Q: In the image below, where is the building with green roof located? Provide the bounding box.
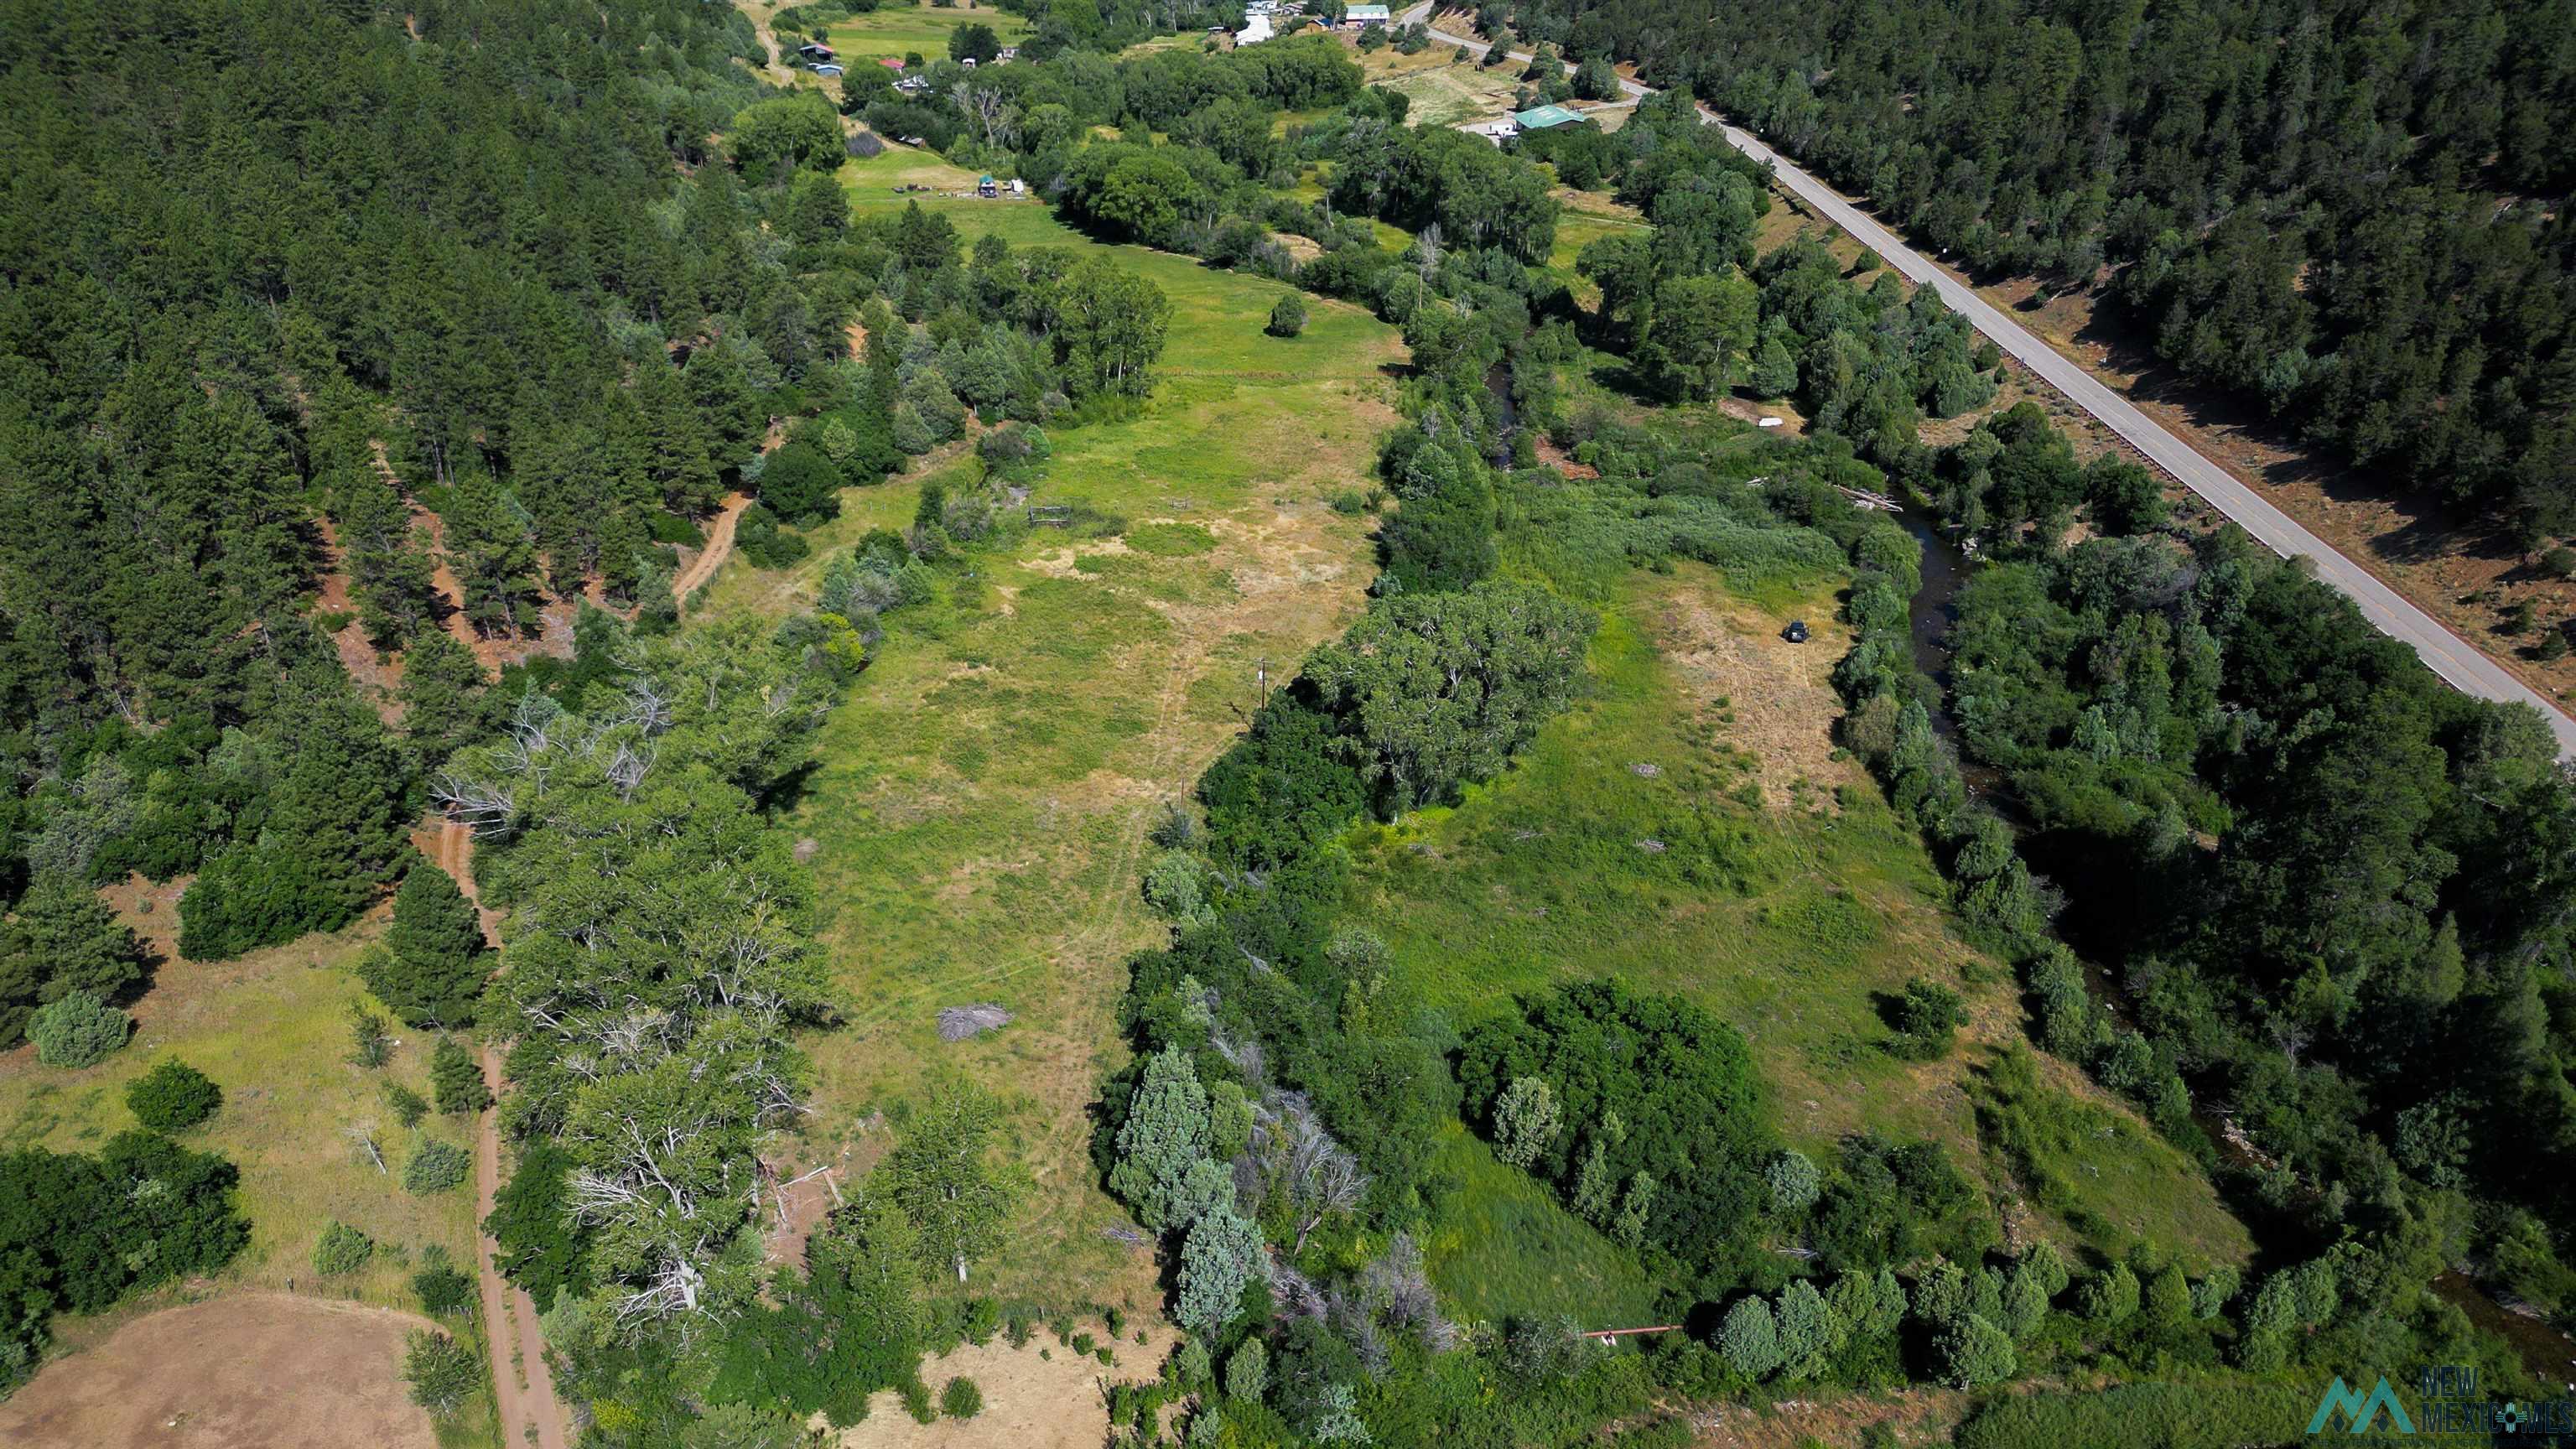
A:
[1512,104,1587,131]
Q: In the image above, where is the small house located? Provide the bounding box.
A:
[1344,3,1390,24]
[997,46,1020,60]
[797,42,836,59]
[878,56,904,69]
[978,174,998,197]
[1236,12,1274,43]
[1008,177,1026,195]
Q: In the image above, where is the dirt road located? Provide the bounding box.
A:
[436,823,570,1449]
[673,492,753,605]
[1401,3,2576,759]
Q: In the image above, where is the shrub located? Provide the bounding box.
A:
[314,1220,375,1276]
[941,1376,984,1419]
[430,1037,491,1115]
[405,1138,471,1195]
[127,1059,222,1130]
[1956,1384,2317,1449]
[412,1259,475,1315]
[385,1081,430,1129]
[30,990,128,1067]
[402,1330,481,1417]
[1267,293,1307,338]
[2543,546,2576,580]
[1889,976,1964,1059]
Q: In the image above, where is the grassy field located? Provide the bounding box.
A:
[814,0,1031,65]
[1343,564,2252,1272]
[0,882,484,1310]
[699,182,1405,1310]
[1356,45,1522,129]
[1423,1124,1660,1328]
[0,871,498,1444]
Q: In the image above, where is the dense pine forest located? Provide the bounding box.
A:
[1502,0,2576,541]
[0,0,831,973]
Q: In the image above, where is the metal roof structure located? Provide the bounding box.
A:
[1512,104,1587,130]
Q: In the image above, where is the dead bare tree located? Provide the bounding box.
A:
[345,1119,387,1175]
[1255,1091,1369,1252]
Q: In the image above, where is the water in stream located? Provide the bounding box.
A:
[1896,511,2012,807]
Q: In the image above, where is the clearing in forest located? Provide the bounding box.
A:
[698,195,1405,1308]
[0,894,482,1309]
[1343,564,2253,1291]
[0,866,496,1448]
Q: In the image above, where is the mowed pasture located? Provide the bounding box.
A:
[0,1294,449,1449]
[699,183,1405,1308]
[816,0,1031,65]
[1353,44,1522,130]
[1343,564,2252,1278]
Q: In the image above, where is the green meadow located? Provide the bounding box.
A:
[815,0,1031,65]
[1343,564,2252,1278]
[0,910,484,1310]
[700,171,1405,1307]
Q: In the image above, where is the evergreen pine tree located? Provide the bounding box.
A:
[362,865,488,1028]
[430,1036,491,1115]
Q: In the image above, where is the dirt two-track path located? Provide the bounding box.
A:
[436,821,571,1449]
[673,492,752,604]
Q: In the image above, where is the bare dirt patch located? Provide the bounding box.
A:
[818,1326,1179,1449]
[1642,580,1863,810]
[0,1292,439,1449]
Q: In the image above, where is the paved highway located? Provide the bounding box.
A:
[1400,4,2576,758]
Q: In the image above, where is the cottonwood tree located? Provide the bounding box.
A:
[1306,583,1595,814]
[564,1055,761,1322]
[801,1190,927,1405]
[886,1087,1011,1285]
[1491,1077,1561,1167]
[1055,257,1173,400]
